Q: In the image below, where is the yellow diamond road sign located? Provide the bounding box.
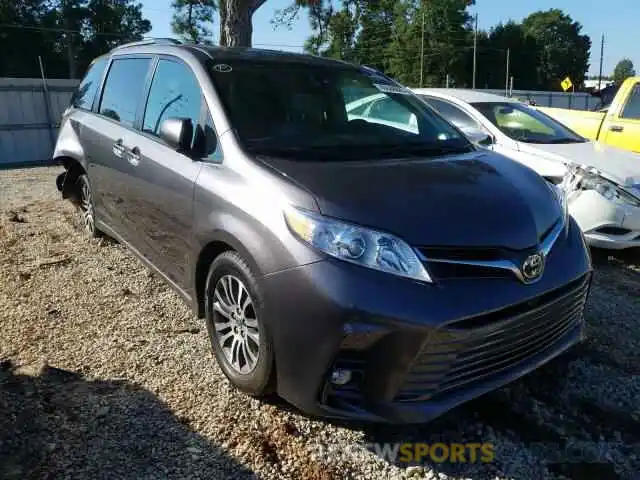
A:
[561,77,573,91]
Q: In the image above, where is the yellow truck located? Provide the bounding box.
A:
[537,77,640,154]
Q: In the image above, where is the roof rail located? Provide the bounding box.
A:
[112,37,183,51]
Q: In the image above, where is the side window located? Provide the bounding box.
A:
[368,98,413,125]
[423,97,483,132]
[99,57,151,127]
[621,84,640,119]
[72,58,107,110]
[142,59,202,147]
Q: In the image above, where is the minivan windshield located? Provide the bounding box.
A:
[208,60,472,161]
[471,102,587,144]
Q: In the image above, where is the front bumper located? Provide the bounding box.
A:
[570,190,640,250]
[261,218,592,423]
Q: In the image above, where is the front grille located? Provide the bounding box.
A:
[417,220,562,281]
[395,275,589,402]
[426,262,513,279]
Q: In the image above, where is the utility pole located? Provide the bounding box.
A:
[420,9,425,88]
[472,13,478,89]
[598,34,605,91]
[505,48,510,96]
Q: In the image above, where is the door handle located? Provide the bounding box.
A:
[128,146,141,167]
[610,125,624,133]
[112,139,126,157]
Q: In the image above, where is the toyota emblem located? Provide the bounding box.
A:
[521,252,545,282]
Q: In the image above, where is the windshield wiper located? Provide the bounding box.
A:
[544,138,586,144]
[366,142,472,158]
[250,142,472,161]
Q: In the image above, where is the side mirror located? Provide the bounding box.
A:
[465,129,495,146]
[159,118,193,152]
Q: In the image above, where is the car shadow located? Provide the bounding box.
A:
[0,360,255,479]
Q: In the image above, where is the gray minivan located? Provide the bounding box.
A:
[54,39,592,423]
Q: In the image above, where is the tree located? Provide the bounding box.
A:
[299,0,475,88]
[522,9,591,90]
[219,0,268,46]
[470,21,539,90]
[171,0,216,43]
[613,58,635,85]
[0,0,151,78]
[0,0,60,77]
[77,0,151,74]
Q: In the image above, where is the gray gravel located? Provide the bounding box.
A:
[1,166,639,479]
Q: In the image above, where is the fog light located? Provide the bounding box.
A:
[330,368,352,386]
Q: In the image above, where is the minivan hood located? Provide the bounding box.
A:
[518,141,640,189]
[260,151,561,250]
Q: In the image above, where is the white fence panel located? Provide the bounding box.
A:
[0,78,79,167]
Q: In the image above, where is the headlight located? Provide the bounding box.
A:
[284,206,432,282]
[563,165,640,208]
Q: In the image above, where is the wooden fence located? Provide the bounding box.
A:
[0,77,78,168]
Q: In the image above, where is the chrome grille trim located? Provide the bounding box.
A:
[415,217,565,283]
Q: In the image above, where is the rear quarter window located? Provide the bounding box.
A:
[71,58,107,111]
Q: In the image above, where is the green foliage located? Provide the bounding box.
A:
[301,1,592,91]
[613,58,635,86]
[521,9,591,90]
[171,0,216,44]
[472,22,539,90]
[0,0,151,78]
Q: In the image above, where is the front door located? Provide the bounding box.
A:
[601,81,640,154]
[121,57,207,289]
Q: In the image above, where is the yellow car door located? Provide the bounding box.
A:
[600,80,640,154]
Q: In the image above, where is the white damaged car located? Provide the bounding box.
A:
[364,88,640,250]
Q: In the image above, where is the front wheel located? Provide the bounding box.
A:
[204,251,275,396]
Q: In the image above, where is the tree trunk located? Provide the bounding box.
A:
[219,0,267,47]
[219,0,252,47]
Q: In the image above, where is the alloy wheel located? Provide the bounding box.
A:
[212,274,260,374]
[79,179,95,235]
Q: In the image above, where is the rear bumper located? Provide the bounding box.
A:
[261,218,592,423]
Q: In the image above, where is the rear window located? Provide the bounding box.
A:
[71,58,107,110]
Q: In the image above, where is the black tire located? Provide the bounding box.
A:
[76,174,101,238]
[204,251,275,396]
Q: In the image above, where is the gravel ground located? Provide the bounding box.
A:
[1,166,639,480]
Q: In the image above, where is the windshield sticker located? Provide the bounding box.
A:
[212,63,232,73]
[373,83,412,95]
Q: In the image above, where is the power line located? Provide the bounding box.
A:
[0,23,132,37]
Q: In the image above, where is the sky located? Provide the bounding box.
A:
[142,0,640,76]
